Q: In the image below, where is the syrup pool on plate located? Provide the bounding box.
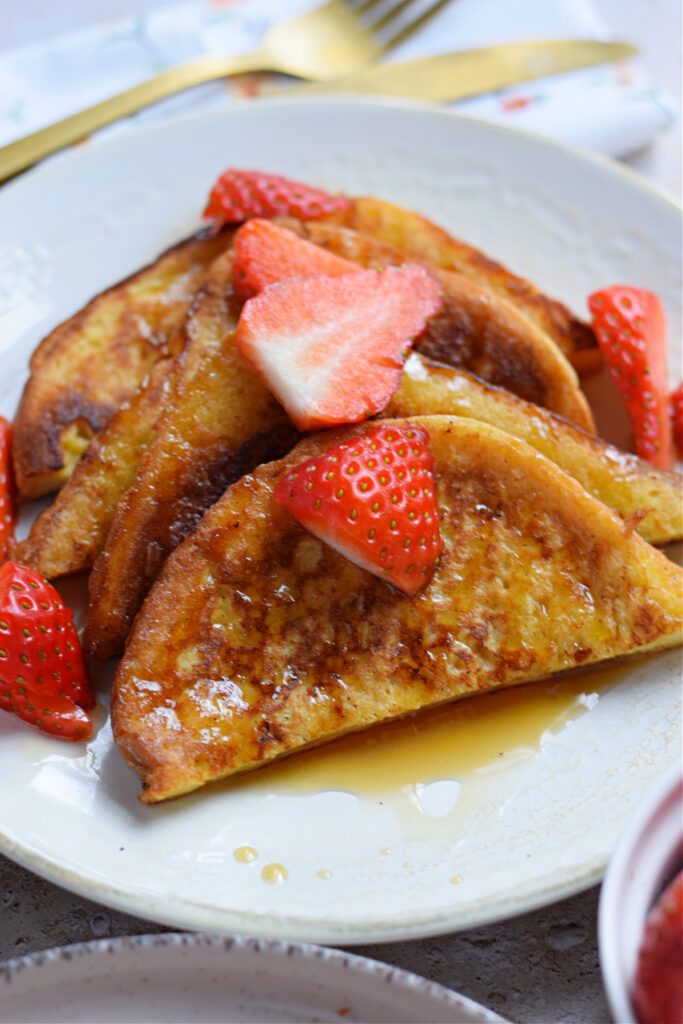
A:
[230,662,627,830]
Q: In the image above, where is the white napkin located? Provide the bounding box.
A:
[0,0,675,160]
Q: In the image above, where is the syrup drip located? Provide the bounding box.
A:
[261,863,288,884]
[251,663,625,798]
[234,846,258,863]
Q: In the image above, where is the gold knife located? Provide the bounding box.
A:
[0,40,635,185]
[274,39,636,102]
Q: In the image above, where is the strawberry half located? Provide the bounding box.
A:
[671,381,683,460]
[633,869,683,1024]
[0,562,94,741]
[274,423,443,597]
[0,417,14,563]
[233,219,356,302]
[203,169,350,226]
[236,265,442,431]
[588,286,672,468]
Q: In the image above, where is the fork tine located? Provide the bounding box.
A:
[361,0,418,33]
[352,0,391,16]
[375,0,453,52]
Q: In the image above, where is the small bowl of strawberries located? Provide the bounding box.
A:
[599,763,683,1023]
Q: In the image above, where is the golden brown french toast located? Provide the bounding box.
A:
[12,227,233,501]
[11,357,175,577]
[13,200,593,505]
[293,219,595,432]
[112,415,683,804]
[337,197,599,370]
[15,344,680,584]
[12,192,596,504]
[386,355,683,546]
[84,242,593,659]
[83,249,299,661]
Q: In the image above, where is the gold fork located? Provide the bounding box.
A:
[0,0,451,184]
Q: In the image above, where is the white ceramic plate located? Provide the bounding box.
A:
[0,98,681,944]
[0,932,506,1023]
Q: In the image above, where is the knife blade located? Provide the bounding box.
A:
[268,39,637,103]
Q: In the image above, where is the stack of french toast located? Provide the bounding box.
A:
[9,178,683,804]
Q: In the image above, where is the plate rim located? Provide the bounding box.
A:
[0,821,609,944]
[0,931,507,1023]
[2,94,681,214]
[0,94,680,945]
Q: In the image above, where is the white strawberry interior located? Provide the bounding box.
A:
[303,515,394,586]
[237,266,440,429]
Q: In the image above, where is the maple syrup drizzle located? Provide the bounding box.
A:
[247,663,626,799]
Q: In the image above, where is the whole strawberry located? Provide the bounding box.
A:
[633,869,683,1024]
[0,416,15,563]
[203,168,350,226]
[0,561,94,741]
[274,423,443,597]
[588,286,672,468]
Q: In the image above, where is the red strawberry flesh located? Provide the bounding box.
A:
[233,218,356,301]
[236,264,442,431]
[274,423,443,597]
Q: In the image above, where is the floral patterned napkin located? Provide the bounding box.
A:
[0,0,674,160]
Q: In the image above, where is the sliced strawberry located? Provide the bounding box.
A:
[588,287,672,468]
[0,562,94,741]
[633,869,683,1024]
[233,219,356,302]
[203,168,350,226]
[0,417,15,563]
[274,423,443,597]
[671,381,683,460]
[236,265,442,431]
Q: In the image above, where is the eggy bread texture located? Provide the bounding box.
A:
[11,358,174,577]
[12,227,233,501]
[112,416,683,804]
[83,249,299,661]
[15,348,681,585]
[13,192,594,502]
[84,227,590,658]
[337,197,599,370]
[293,220,595,432]
[386,355,683,546]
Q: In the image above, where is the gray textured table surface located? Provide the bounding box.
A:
[0,2,679,1022]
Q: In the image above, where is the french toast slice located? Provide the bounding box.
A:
[11,357,175,577]
[14,347,680,583]
[12,227,234,501]
[386,355,683,546]
[83,249,299,661]
[12,192,595,502]
[337,197,599,370]
[112,415,683,804]
[292,219,595,432]
[84,224,592,658]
